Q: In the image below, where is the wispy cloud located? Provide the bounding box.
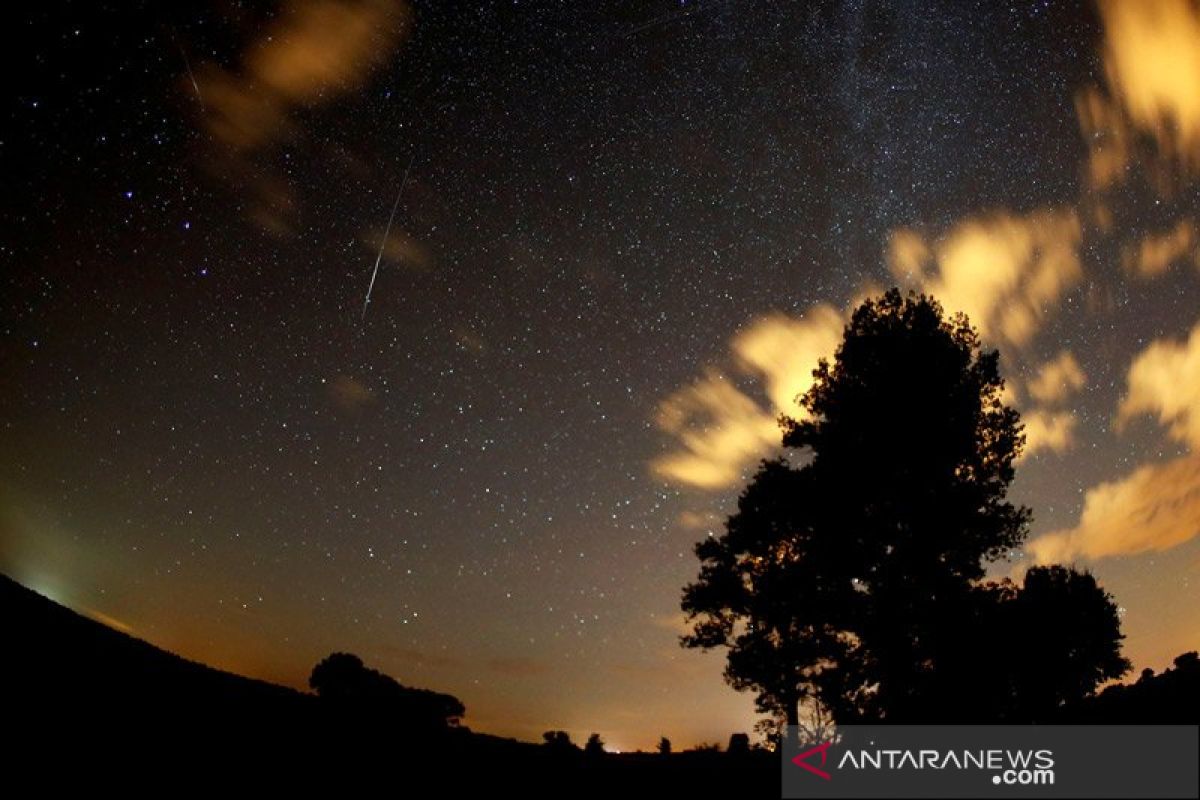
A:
[886,208,1083,349]
[1097,0,1200,171]
[1021,409,1079,459]
[1028,453,1200,563]
[1124,220,1197,278]
[1119,318,1200,449]
[651,307,844,489]
[1029,316,1200,561]
[199,0,411,152]
[328,374,376,412]
[1028,351,1087,405]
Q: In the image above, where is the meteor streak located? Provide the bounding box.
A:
[361,157,414,322]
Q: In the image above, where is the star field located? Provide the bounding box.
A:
[3,0,1199,749]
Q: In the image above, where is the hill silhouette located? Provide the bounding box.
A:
[3,573,309,714]
[2,573,776,794]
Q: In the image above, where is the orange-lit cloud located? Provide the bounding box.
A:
[1125,220,1197,277]
[731,310,845,416]
[200,0,411,151]
[651,307,844,489]
[885,228,930,282]
[1118,318,1200,448]
[1097,0,1200,170]
[1021,409,1078,459]
[328,374,376,411]
[1030,317,1200,561]
[1014,352,1085,459]
[1075,86,1132,190]
[1028,351,1087,405]
[362,227,434,272]
[676,509,720,531]
[886,208,1083,349]
[1028,453,1200,563]
[651,369,781,489]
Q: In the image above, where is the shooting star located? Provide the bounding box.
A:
[361,157,415,322]
[170,27,205,111]
[623,0,728,38]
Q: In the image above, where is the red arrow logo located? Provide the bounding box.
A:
[791,740,833,780]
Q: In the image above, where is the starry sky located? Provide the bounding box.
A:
[3,0,1200,750]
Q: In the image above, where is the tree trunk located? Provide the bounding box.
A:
[785,695,800,754]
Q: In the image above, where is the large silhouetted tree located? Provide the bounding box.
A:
[682,289,1128,727]
[309,652,465,728]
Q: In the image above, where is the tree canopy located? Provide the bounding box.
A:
[681,289,1128,727]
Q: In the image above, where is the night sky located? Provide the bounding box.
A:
[3,0,1199,750]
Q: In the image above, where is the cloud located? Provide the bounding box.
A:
[328,374,376,411]
[885,228,931,282]
[1075,86,1133,190]
[1118,318,1200,448]
[676,509,720,531]
[1124,220,1197,277]
[1032,317,1200,561]
[1028,351,1087,405]
[200,0,411,151]
[886,209,1083,349]
[651,307,844,489]
[1027,453,1200,563]
[362,227,434,273]
[649,612,694,636]
[651,369,781,489]
[1020,409,1078,459]
[731,310,846,417]
[1097,0,1200,170]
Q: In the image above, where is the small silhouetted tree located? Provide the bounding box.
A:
[727,733,750,756]
[657,736,672,756]
[682,289,1128,726]
[584,733,606,756]
[309,652,373,700]
[1005,566,1129,718]
[542,730,576,753]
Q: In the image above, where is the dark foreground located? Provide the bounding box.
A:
[5,573,1196,794]
[2,574,777,794]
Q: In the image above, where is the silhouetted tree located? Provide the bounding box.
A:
[1004,566,1130,718]
[309,652,372,700]
[657,736,672,756]
[309,652,464,728]
[584,732,606,756]
[681,289,1128,726]
[542,730,576,753]
[727,733,750,756]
